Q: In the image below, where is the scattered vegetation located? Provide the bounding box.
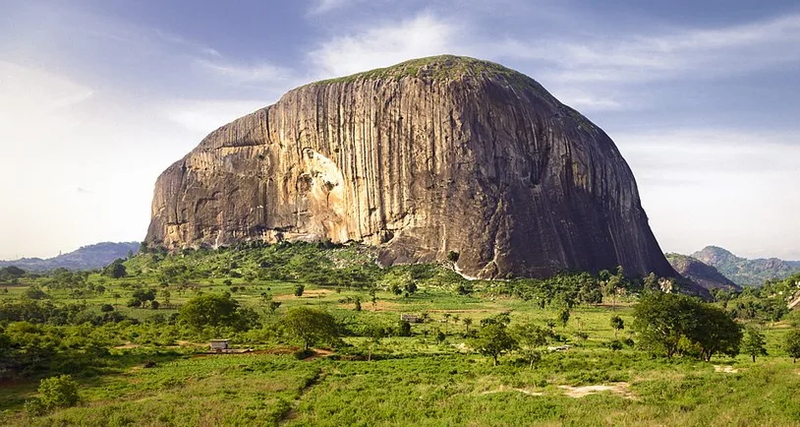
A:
[1,242,799,425]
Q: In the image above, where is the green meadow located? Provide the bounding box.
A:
[2,243,799,426]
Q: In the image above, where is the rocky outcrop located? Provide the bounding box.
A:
[665,253,740,291]
[692,246,800,286]
[146,55,676,279]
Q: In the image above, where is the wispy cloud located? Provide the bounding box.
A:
[307,0,366,15]
[308,12,467,78]
[194,58,291,85]
[497,13,800,85]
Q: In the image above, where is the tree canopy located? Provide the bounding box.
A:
[633,292,741,360]
[282,307,339,350]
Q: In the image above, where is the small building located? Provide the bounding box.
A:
[401,314,423,323]
[210,339,229,353]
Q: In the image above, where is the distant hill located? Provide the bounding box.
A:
[691,246,800,287]
[0,242,139,272]
[665,253,740,291]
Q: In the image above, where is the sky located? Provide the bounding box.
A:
[1,0,799,261]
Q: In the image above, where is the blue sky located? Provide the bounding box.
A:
[1,0,799,261]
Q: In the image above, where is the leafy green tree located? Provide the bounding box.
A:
[558,309,570,327]
[25,285,48,300]
[397,320,412,337]
[462,317,473,336]
[689,304,742,361]
[512,321,550,369]
[741,327,767,362]
[474,314,518,365]
[404,282,418,295]
[102,259,127,279]
[179,293,255,330]
[293,284,305,297]
[282,307,339,350]
[783,329,800,363]
[610,315,624,339]
[633,292,705,358]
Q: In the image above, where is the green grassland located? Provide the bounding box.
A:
[1,242,799,426]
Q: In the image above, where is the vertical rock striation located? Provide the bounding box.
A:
[146,55,676,279]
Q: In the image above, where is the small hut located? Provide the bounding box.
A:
[210,339,230,353]
[401,314,422,323]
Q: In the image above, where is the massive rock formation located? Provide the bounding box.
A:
[146,55,676,279]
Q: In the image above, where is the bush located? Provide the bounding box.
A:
[38,375,79,410]
[294,284,305,297]
[100,304,114,313]
[397,320,412,337]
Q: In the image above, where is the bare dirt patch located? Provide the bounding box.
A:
[304,348,335,361]
[558,383,636,399]
[113,342,141,349]
[339,300,400,312]
[714,365,740,373]
[275,289,333,301]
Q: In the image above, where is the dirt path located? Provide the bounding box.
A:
[278,368,326,425]
[558,383,636,399]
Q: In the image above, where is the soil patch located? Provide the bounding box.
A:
[714,365,740,373]
[339,300,400,312]
[558,383,635,399]
[276,289,333,301]
[113,342,141,349]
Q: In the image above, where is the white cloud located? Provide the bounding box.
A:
[308,13,468,78]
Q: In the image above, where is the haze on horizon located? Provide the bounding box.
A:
[1,0,799,262]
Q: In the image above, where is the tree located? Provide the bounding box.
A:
[463,317,473,336]
[783,329,800,363]
[283,307,339,350]
[25,285,48,300]
[610,315,624,339]
[404,282,418,295]
[633,292,738,359]
[102,259,127,279]
[179,293,255,330]
[293,284,305,297]
[741,327,767,363]
[558,309,570,327]
[160,289,171,306]
[397,320,412,337]
[474,314,518,365]
[513,321,550,369]
[689,304,742,361]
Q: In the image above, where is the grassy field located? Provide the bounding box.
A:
[1,245,799,426]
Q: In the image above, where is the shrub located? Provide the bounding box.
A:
[294,284,305,297]
[100,304,114,312]
[38,375,79,410]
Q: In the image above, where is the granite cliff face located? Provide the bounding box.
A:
[146,55,676,279]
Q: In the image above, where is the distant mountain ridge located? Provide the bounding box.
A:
[691,246,800,286]
[665,253,741,291]
[0,242,139,272]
